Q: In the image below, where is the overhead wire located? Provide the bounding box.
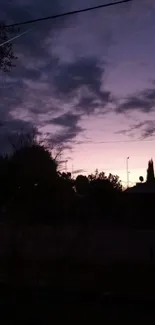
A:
[74,138,155,145]
[0,0,132,46]
[98,138,155,144]
[4,0,132,28]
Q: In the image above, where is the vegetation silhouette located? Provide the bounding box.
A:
[0,22,18,72]
[0,130,155,296]
[0,130,155,232]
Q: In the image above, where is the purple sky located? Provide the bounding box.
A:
[1,0,155,186]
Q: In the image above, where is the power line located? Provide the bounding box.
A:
[99,138,155,144]
[103,167,147,171]
[5,0,132,28]
[74,138,155,146]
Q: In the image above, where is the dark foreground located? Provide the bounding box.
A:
[1,284,155,323]
[1,259,155,323]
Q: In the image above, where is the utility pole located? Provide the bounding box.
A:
[126,156,129,188]
[65,160,68,172]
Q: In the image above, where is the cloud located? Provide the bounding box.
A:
[72,169,86,175]
[0,1,74,123]
[116,120,155,139]
[75,96,99,114]
[115,129,129,136]
[53,57,113,114]
[0,0,134,153]
[0,53,112,149]
[1,0,66,27]
[0,118,34,154]
[47,126,83,146]
[54,57,104,96]
[51,112,81,128]
[49,112,84,145]
[75,90,112,115]
[140,121,155,138]
[116,87,155,114]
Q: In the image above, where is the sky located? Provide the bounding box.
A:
[1,0,155,186]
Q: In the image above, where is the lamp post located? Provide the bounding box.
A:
[126,156,129,188]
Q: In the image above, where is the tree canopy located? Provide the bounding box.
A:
[0,22,18,72]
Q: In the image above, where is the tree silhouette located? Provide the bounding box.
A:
[107,173,122,192]
[75,175,89,196]
[88,170,122,191]
[2,130,155,285]
[10,144,57,187]
[0,22,18,72]
[88,170,122,220]
[60,172,72,181]
[146,159,155,183]
[13,145,58,221]
[8,128,38,152]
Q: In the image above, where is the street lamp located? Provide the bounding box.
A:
[126,157,129,188]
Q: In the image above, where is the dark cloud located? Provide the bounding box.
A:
[116,88,155,114]
[75,92,112,115]
[52,57,113,115]
[1,0,67,27]
[115,129,129,135]
[49,112,84,145]
[54,57,103,95]
[1,119,33,132]
[0,118,34,154]
[117,97,153,113]
[0,26,112,140]
[51,112,81,128]
[116,120,155,139]
[0,1,72,120]
[115,121,147,135]
[141,122,155,138]
[0,74,58,122]
[75,140,93,145]
[1,1,66,67]
[72,169,86,175]
[75,96,99,114]
[54,125,83,144]
[0,1,113,153]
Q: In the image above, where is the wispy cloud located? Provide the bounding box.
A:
[116,120,155,139]
[49,112,84,145]
[72,169,86,175]
[116,87,155,114]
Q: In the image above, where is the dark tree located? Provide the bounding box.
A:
[3,141,59,225]
[0,22,18,72]
[88,170,122,192]
[8,128,38,152]
[10,144,57,187]
[88,170,122,220]
[146,159,155,183]
[75,175,89,196]
[60,172,72,181]
[107,173,122,192]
